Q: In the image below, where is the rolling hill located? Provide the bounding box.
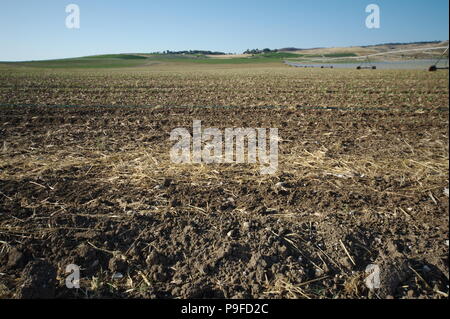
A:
[0,41,447,69]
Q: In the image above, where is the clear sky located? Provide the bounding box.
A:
[0,0,448,61]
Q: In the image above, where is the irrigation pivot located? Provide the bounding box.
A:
[428,47,449,71]
[285,45,449,71]
[356,56,377,70]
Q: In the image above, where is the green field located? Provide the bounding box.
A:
[0,52,314,69]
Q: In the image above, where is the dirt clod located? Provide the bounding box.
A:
[108,257,128,273]
[7,248,26,269]
[16,260,56,299]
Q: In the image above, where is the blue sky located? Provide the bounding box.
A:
[0,0,448,61]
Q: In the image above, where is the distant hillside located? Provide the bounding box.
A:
[361,40,443,47]
[277,41,449,59]
[278,41,446,52]
[1,40,447,69]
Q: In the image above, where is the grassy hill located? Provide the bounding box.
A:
[1,41,447,69]
[0,52,307,69]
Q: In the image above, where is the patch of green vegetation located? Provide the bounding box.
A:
[1,58,148,69]
[323,53,358,58]
[185,57,278,64]
[183,52,304,64]
[86,54,147,60]
[286,53,358,58]
[149,54,206,60]
[258,52,304,58]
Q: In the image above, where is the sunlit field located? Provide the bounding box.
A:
[0,60,448,299]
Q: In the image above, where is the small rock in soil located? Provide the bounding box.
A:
[112,272,124,280]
